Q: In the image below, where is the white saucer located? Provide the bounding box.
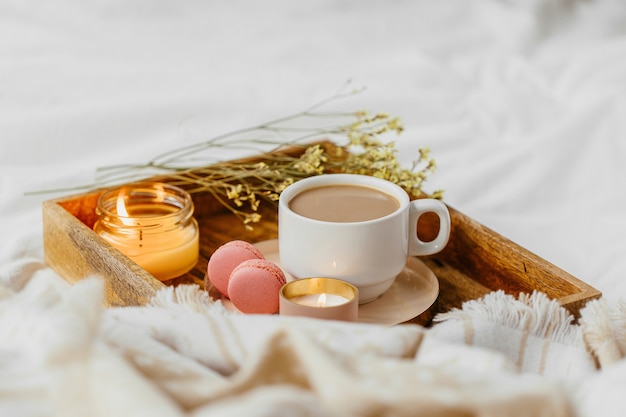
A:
[207,239,439,325]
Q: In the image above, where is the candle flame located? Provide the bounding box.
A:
[116,187,130,217]
[317,293,327,307]
[116,187,135,226]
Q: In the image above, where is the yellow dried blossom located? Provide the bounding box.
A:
[387,117,404,134]
[249,193,260,211]
[293,144,328,175]
[275,178,295,193]
[226,184,243,200]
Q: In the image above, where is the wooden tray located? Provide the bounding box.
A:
[42,143,601,324]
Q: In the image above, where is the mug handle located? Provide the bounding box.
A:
[408,199,451,256]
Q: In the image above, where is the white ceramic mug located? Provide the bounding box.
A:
[278,174,451,303]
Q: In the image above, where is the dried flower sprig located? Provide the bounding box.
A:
[340,110,440,199]
[31,85,442,229]
[153,110,441,229]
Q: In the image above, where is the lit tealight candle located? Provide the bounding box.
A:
[94,182,199,281]
[289,292,350,307]
[279,277,359,321]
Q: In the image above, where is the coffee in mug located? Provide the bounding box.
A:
[278,174,451,303]
[287,184,400,222]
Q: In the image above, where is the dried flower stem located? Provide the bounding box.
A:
[30,85,441,229]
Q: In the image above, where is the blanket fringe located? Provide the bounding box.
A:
[579,298,626,366]
[148,284,232,315]
[434,290,582,346]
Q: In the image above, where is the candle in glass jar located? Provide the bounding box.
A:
[279,277,359,321]
[94,182,199,281]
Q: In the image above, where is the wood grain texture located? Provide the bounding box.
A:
[44,193,165,307]
[418,206,601,317]
[42,142,601,320]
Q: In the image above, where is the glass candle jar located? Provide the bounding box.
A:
[94,182,199,281]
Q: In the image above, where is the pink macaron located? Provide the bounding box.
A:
[228,258,286,314]
[206,240,265,297]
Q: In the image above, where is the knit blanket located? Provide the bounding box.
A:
[1,265,623,417]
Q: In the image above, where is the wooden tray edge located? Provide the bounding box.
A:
[43,198,165,307]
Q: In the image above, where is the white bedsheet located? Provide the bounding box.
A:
[1,0,626,413]
[2,0,625,302]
